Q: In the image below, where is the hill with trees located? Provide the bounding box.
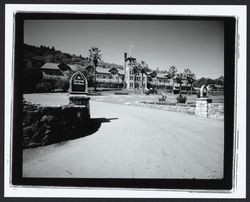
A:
[23,44,123,93]
[193,76,224,88]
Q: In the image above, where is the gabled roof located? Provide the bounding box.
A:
[95,66,124,75]
[96,67,110,74]
[67,64,78,71]
[42,69,64,76]
[41,62,81,72]
[157,73,168,79]
[41,62,60,70]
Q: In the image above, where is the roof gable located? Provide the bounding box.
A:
[41,62,59,70]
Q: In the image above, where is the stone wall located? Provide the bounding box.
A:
[23,100,90,148]
[208,103,224,120]
[139,100,224,120]
[195,98,211,118]
[195,98,224,120]
[138,101,196,115]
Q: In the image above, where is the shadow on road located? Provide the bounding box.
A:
[92,117,118,123]
[51,117,118,146]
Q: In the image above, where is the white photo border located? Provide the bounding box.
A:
[4,4,246,198]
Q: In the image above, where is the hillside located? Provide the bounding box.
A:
[24,44,124,70]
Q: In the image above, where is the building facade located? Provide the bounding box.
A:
[41,61,194,93]
[123,53,148,90]
[41,62,68,80]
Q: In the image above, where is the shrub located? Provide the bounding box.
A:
[176,93,187,103]
[69,96,90,101]
[146,88,158,95]
[36,82,53,93]
[196,90,200,98]
[54,78,69,92]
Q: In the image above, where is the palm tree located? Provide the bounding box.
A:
[183,68,196,94]
[188,74,196,94]
[88,47,102,92]
[150,70,157,78]
[175,73,184,94]
[183,68,191,93]
[139,60,149,93]
[109,67,119,88]
[148,70,157,89]
[167,65,178,94]
[131,61,140,92]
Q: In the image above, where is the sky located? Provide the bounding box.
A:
[24,20,224,79]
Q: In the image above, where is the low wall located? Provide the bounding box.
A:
[23,100,90,148]
[208,103,224,120]
[195,98,211,118]
[138,101,196,115]
[139,101,224,120]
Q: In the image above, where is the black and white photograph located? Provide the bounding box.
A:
[20,17,227,179]
[5,4,246,197]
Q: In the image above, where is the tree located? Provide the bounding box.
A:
[23,58,44,92]
[147,70,157,89]
[150,71,157,78]
[109,67,119,88]
[175,73,184,94]
[193,77,206,88]
[167,65,178,94]
[131,61,140,92]
[215,76,224,86]
[183,68,196,94]
[139,60,149,93]
[88,47,102,92]
[187,73,196,94]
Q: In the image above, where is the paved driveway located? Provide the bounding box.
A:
[23,94,224,179]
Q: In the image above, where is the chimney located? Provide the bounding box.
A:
[124,52,127,61]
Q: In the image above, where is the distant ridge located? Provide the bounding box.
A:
[24,43,124,70]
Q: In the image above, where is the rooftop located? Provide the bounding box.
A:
[96,66,124,75]
[156,73,168,79]
[41,62,60,70]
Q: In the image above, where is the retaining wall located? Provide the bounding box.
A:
[208,103,224,120]
[138,101,196,115]
[139,101,224,120]
[23,101,90,148]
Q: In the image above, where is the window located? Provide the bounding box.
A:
[103,76,105,79]
[110,76,112,79]
[130,83,133,88]
[130,76,133,80]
